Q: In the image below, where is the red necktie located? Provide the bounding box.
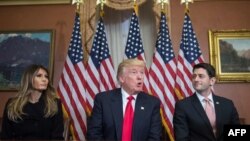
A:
[122,96,134,141]
[204,98,216,135]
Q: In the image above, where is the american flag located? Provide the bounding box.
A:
[149,12,177,141]
[57,13,87,140]
[175,13,204,98]
[85,17,117,110]
[125,11,150,93]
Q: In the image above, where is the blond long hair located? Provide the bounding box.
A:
[7,65,59,121]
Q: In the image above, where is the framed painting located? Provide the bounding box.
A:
[0,30,54,90]
[209,30,250,83]
[0,0,71,6]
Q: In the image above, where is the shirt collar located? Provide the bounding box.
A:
[196,92,214,103]
[121,88,138,100]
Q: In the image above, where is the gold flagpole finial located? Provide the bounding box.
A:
[132,0,138,15]
[180,0,193,13]
[72,0,84,12]
[155,0,169,12]
[96,0,106,17]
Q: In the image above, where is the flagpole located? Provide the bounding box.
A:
[155,0,171,37]
[185,1,189,13]
[72,0,84,13]
[155,0,169,13]
[180,0,193,13]
[58,1,87,140]
[160,1,165,13]
[132,0,138,15]
[176,0,204,99]
[97,0,106,18]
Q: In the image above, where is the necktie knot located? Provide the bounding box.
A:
[127,96,134,101]
[203,97,211,103]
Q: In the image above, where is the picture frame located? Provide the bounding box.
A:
[209,30,250,83]
[0,0,71,6]
[0,30,54,91]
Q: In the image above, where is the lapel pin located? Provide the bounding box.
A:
[141,107,144,110]
[216,101,219,104]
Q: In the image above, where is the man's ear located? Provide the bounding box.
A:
[210,77,216,86]
[118,75,125,83]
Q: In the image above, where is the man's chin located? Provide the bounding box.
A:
[135,88,143,92]
[195,89,204,94]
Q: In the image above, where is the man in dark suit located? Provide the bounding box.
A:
[87,58,162,141]
[173,63,240,141]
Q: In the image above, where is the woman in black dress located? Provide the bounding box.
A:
[1,64,64,140]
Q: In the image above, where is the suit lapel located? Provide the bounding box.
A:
[110,89,123,140]
[191,94,215,135]
[132,93,146,140]
[213,95,222,136]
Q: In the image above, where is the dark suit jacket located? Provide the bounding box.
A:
[87,88,162,141]
[173,93,240,141]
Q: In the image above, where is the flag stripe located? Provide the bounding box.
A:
[85,64,99,108]
[58,62,87,140]
[57,13,87,140]
[175,13,204,98]
[59,77,84,139]
[85,17,117,112]
[99,58,116,91]
[149,12,176,141]
[58,84,81,140]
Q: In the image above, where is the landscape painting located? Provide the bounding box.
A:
[0,30,54,90]
[209,30,250,82]
[219,39,250,73]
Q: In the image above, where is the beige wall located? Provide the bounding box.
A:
[0,1,250,124]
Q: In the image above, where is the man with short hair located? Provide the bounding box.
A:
[173,63,240,141]
[87,58,162,141]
